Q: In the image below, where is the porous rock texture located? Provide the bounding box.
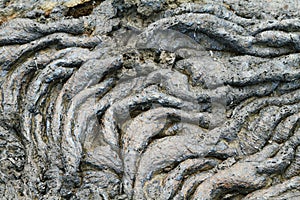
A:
[1,0,300,199]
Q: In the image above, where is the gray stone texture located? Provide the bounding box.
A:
[1,0,300,199]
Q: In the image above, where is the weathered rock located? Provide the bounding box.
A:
[1,0,300,199]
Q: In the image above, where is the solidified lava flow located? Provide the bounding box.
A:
[1,0,300,199]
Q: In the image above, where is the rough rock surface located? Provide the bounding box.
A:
[1,0,300,199]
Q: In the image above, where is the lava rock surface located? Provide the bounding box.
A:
[1,0,300,199]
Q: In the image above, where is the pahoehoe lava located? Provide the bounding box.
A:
[1,0,300,199]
